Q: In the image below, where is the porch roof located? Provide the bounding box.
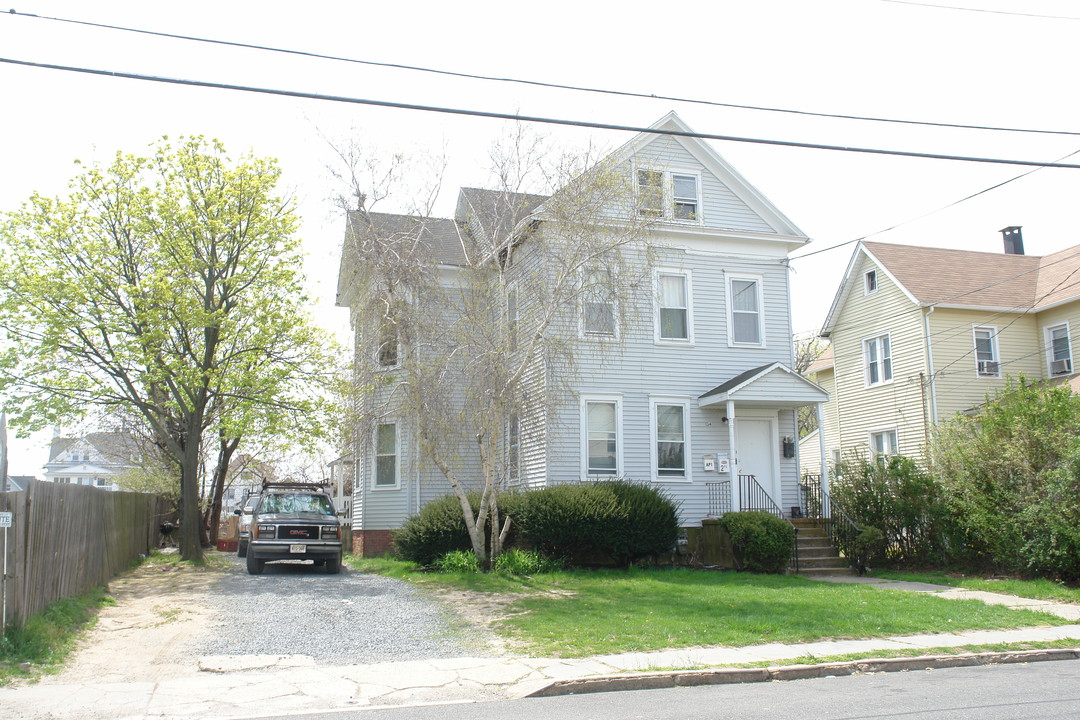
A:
[698,362,829,408]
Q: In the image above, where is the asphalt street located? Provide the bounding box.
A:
[250,659,1080,720]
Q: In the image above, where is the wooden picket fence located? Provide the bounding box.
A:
[0,481,169,630]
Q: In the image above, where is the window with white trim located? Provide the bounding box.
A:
[582,268,616,337]
[727,275,764,346]
[583,397,620,477]
[1046,323,1072,376]
[864,270,878,295]
[507,414,520,479]
[656,269,692,342]
[636,168,701,221]
[870,429,898,459]
[973,326,1000,377]
[376,322,399,368]
[863,334,892,386]
[374,423,399,487]
[653,401,688,479]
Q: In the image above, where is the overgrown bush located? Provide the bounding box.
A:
[851,525,887,572]
[719,511,795,574]
[514,480,680,566]
[830,454,955,566]
[935,378,1080,581]
[393,493,475,566]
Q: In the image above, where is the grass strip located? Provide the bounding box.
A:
[348,558,1070,658]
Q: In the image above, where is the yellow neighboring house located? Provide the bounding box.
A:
[807,228,1080,470]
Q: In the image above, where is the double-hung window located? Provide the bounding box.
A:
[973,326,1000,377]
[653,400,689,480]
[583,396,621,477]
[870,429,898,459]
[376,322,399,368]
[864,334,892,386]
[657,269,692,342]
[582,268,616,337]
[636,168,701,221]
[374,423,399,487]
[864,270,878,295]
[727,274,764,346]
[1046,323,1072,375]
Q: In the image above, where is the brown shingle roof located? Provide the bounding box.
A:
[863,241,1080,310]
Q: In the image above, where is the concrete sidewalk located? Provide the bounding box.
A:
[3,576,1079,720]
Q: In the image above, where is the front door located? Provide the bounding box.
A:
[734,418,778,510]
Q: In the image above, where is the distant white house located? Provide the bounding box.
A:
[42,432,139,491]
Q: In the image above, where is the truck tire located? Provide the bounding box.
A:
[325,554,341,574]
[246,551,264,575]
[237,540,248,558]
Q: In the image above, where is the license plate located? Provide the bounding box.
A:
[289,544,306,554]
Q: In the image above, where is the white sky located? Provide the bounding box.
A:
[3,0,1079,475]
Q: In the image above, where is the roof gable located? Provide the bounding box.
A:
[699,362,828,407]
[612,112,807,241]
[821,240,1080,336]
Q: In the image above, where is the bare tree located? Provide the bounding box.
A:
[336,129,656,568]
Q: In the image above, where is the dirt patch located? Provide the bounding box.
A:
[431,586,575,657]
[36,554,226,686]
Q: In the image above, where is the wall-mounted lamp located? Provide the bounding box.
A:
[721,416,728,423]
[782,436,796,458]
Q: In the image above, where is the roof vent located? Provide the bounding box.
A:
[1000,226,1024,255]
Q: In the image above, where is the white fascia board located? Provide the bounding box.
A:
[930,303,1035,313]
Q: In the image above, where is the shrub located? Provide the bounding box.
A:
[851,525,887,573]
[393,493,475,566]
[935,378,1080,580]
[831,454,955,566]
[514,480,680,566]
[493,548,562,575]
[434,549,480,573]
[719,511,795,574]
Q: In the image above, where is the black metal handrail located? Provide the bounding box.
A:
[800,474,862,571]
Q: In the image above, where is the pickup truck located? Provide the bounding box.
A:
[245,482,342,575]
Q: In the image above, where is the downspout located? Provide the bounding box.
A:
[923,306,939,440]
[726,399,738,513]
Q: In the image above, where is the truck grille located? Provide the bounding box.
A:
[277,525,318,540]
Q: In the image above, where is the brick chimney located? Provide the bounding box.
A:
[1001,226,1024,255]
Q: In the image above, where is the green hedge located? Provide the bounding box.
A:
[393,480,679,568]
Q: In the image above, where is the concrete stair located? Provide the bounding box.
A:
[790,518,854,577]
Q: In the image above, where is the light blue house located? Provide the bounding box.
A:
[337,113,829,556]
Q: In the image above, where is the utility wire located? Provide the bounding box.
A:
[6,56,1080,172]
[880,0,1080,21]
[788,146,1080,261]
[6,9,1080,139]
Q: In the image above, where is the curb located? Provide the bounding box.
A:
[524,648,1080,698]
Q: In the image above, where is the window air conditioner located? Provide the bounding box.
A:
[977,360,999,376]
[1051,358,1073,375]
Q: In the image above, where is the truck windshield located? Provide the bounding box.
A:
[259,494,335,516]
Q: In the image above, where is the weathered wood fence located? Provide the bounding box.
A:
[0,481,169,629]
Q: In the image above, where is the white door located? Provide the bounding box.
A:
[734,418,779,509]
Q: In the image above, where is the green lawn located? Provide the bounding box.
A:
[872,570,1080,605]
[348,558,1070,658]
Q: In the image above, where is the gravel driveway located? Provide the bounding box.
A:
[195,555,496,665]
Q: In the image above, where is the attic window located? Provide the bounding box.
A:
[864,270,878,295]
[636,169,700,221]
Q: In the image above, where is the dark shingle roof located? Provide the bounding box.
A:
[455,188,547,249]
[347,211,467,266]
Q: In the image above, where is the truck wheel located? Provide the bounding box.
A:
[246,551,264,575]
[325,554,341,574]
[237,540,248,558]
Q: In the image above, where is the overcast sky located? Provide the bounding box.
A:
[3,0,1079,475]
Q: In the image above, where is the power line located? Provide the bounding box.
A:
[6,9,1080,140]
[6,56,1080,172]
[880,0,1080,21]
[788,146,1080,261]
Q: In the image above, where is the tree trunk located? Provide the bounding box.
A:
[208,435,240,545]
[178,416,205,562]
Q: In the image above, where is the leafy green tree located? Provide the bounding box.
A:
[934,377,1080,579]
[0,138,340,560]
